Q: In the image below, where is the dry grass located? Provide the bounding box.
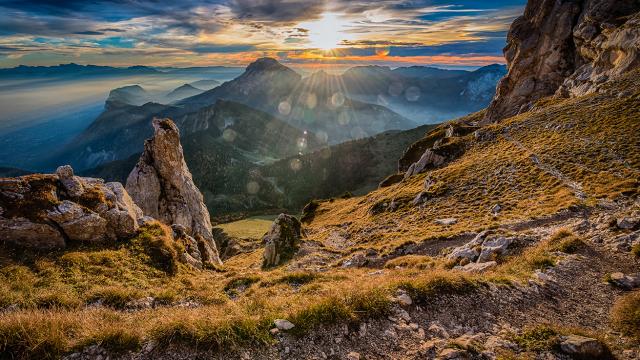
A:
[611,291,640,339]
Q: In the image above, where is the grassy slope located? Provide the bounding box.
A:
[304,73,640,254]
[0,72,639,359]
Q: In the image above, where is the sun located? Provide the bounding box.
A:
[299,13,352,51]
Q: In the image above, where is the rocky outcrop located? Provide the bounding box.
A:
[448,231,515,270]
[126,118,222,266]
[0,166,142,249]
[262,214,303,268]
[484,0,640,122]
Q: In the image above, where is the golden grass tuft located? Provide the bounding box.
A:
[611,291,640,339]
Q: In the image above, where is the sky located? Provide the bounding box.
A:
[0,0,526,69]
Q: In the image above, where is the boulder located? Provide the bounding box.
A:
[608,272,640,290]
[457,261,498,273]
[0,171,143,249]
[404,149,446,178]
[273,319,295,331]
[477,236,512,263]
[0,217,65,249]
[47,200,108,242]
[262,214,303,268]
[559,335,606,358]
[126,118,221,266]
[448,231,514,265]
[617,217,640,230]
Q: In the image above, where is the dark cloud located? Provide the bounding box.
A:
[75,31,104,35]
[230,0,325,23]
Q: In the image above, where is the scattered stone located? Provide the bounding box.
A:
[428,323,450,338]
[617,217,640,230]
[262,214,303,268]
[457,261,497,273]
[435,218,458,226]
[273,319,295,331]
[346,351,360,360]
[477,236,512,263]
[608,272,640,290]
[560,335,605,358]
[395,293,413,306]
[491,204,502,216]
[437,348,468,359]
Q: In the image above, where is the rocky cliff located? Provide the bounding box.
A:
[485,0,640,122]
[126,118,222,266]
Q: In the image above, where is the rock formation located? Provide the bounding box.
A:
[0,165,142,249]
[126,118,222,266]
[262,214,303,268]
[484,0,640,122]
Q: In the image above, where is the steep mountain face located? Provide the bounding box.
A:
[485,0,640,122]
[179,58,302,112]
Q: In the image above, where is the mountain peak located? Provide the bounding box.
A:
[245,57,288,73]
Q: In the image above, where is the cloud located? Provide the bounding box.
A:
[230,0,326,24]
[0,0,527,68]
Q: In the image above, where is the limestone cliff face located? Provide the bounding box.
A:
[126,118,222,266]
[484,0,640,123]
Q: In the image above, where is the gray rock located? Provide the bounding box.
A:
[56,165,84,198]
[457,261,497,273]
[608,272,640,290]
[126,118,221,265]
[435,218,458,226]
[47,201,108,242]
[0,171,142,249]
[262,214,303,268]
[617,217,639,230]
[405,149,446,178]
[560,335,605,358]
[477,236,512,263]
[273,319,295,330]
[0,217,65,249]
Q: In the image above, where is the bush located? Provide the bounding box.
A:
[131,223,179,275]
[511,325,559,351]
[611,291,640,338]
[548,229,584,254]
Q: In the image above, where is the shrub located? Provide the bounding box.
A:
[632,244,640,258]
[548,229,584,254]
[511,325,559,352]
[131,223,179,275]
[611,291,640,338]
